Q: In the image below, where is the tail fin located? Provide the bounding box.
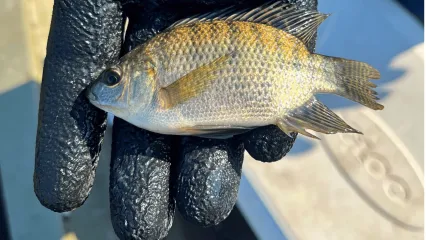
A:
[324,56,384,110]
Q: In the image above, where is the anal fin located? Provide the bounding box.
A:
[277,97,362,140]
[277,118,320,140]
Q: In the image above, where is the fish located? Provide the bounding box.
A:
[86,0,384,140]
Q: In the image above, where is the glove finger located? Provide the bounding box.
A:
[110,118,175,240]
[34,0,123,211]
[109,5,178,239]
[175,137,244,227]
[244,0,319,162]
[244,125,298,162]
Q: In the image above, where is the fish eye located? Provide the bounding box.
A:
[102,68,121,87]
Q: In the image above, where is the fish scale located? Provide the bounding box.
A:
[150,22,304,126]
[87,1,383,139]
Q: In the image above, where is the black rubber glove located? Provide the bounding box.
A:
[34,0,318,239]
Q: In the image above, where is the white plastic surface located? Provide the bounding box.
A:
[241,0,424,239]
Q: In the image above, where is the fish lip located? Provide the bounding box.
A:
[85,87,98,102]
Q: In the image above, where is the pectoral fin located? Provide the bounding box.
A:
[158,53,234,109]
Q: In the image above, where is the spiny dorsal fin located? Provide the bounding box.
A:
[158,53,234,109]
[277,97,362,140]
[168,0,330,47]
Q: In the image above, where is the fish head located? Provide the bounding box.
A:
[86,65,129,117]
[86,55,157,119]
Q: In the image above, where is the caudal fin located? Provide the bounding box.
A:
[276,56,383,140]
[325,56,384,110]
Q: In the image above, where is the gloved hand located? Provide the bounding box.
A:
[34,0,318,239]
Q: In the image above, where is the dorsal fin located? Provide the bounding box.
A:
[167,0,330,47]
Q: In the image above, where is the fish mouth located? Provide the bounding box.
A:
[85,90,112,110]
[85,87,98,102]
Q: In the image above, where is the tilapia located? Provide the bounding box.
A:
[86,1,384,139]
